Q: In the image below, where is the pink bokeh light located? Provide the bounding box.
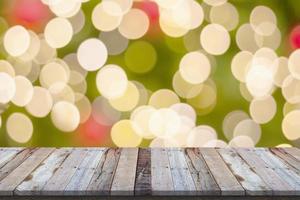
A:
[290,25,300,49]
[2,0,52,32]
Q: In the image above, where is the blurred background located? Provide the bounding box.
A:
[0,0,299,147]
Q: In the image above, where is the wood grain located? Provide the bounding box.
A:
[0,148,36,182]
[218,148,271,196]
[86,148,121,195]
[0,148,23,169]
[15,148,72,195]
[0,148,54,196]
[0,148,299,197]
[184,148,220,195]
[42,148,88,195]
[151,148,174,195]
[237,148,296,196]
[65,148,106,195]
[111,148,139,196]
[283,148,300,162]
[200,148,245,196]
[168,148,196,195]
[255,149,300,194]
[134,148,151,196]
[270,148,300,171]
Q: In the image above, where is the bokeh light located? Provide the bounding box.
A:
[69,9,85,34]
[250,6,277,36]
[92,1,123,32]
[39,61,69,88]
[51,101,80,132]
[131,105,156,139]
[4,25,30,56]
[186,125,217,147]
[282,110,300,141]
[231,51,252,82]
[77,38,108,71]
[0,60,15,77]
[49,82,75,103]
[4,0,52,31]
[118,8,149,39]
[204,0,227,6]
[125,41,157,74]
[233,119,261,145]
[12,76,33,107]
[6,112,33,143]
[223,110,249,140]
[96,64,128,100]
[172,71,204,99]
[229,135,255,147]
[209,2,239,31]
[0,72,16,104]
[290,25,300,49]
[91,96,121,126]
[236,23,260,52]
[200,23,230,55]
[288,49,300,80]
[111,120,142,147]
[249,95,277,124]
[44,17,73,48]
[148,89,180,108]
[179,51,211,84]
[25,86,53,118]
[0,0,299,147]
[109,81,140,112]
[99,30,129,56]
[149,108,181,139]
[34,36,57,64]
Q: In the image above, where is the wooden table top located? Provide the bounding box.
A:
[0,148,299,198]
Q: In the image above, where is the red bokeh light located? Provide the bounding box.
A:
[2,0,52,32]
[135,0,160,38]
[290,25,300,49]
[75,117,112,147]
[137,0,159,23]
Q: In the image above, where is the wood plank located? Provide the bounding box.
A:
[237,148,296,196]
[0,147,298,197]
[151,148,174,195]
[86,148,121,196]
[218,148,272,196]
[184,148,220,195]
[0,148,54,196]
[111,148,139,196]
[255,149,300,193]
[42,148,88,195]
[283,148,300,161]
[0,148,36,182]
[64,148,106,195]
[167,148,196,195]
[200,148,245,196]
[15,148,72,195]
[134,148,151,196]
[0,148,24,169]
[270,148,300,171]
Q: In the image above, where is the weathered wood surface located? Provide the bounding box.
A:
[0,148,299,197]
